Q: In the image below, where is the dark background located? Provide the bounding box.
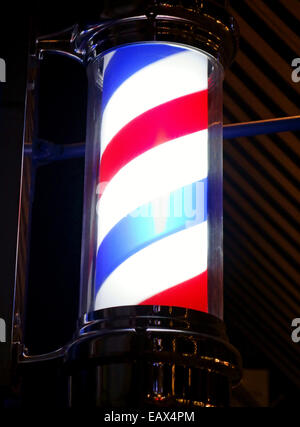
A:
[0,7,29,386]
[0,1,299,407]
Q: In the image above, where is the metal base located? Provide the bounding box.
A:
[66,306,242,407]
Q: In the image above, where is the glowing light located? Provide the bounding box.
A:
[100,47,208,156]
[94,43,209,312]
[97,130,208,247]
[95,221,208,309]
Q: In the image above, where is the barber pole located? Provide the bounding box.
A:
[95,43,209,312]
[18,0,242,408]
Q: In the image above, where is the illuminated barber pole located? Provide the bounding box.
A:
[94,43,209,311]
[10,0,241,408]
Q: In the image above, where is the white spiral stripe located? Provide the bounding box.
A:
[97,130,208,247]
[100,50,208,157]
[95,221,208,310]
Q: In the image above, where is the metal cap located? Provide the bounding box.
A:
[73,0,239,68]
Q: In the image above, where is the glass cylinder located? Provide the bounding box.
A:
[80,42,223,320]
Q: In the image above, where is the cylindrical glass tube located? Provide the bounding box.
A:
[80,42,223,319]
